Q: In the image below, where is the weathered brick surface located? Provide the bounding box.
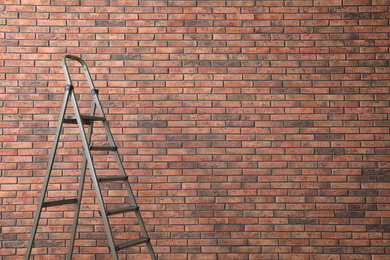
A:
[1,0,390,259]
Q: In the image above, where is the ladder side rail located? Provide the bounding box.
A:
[67,98,97,260]
[123,179,157,260]
[145,242,157,260]
[96,106,152,239]
[101,109,156,259]
[92,95,115,146]
[87,63,157,259]
[69,90,119,260]
[25,87,73,260]
[98,103,157,259]
[89,92,138,206]
[92,99,157,259]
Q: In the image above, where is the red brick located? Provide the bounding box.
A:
[2,1,390,259]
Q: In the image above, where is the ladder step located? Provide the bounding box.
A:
[42,198,77,208]
[97,176,128,182]
[89,146,117,151]
[106,206,139,216]
[115,237,149,252]
[63,115,105,125]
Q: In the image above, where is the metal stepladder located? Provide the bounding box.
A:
[25,55,157,260]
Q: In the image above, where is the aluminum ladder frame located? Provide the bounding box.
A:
[24,55,157,260]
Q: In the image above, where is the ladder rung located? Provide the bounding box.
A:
[115,237,149,252]
[97,176,128,182]
[42,198,77,208]
[106,206,139,216]
[63,115,105,125]
[89,146,117,151]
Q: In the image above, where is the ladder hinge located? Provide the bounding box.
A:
[91,89,99,95]
[66,84,73,91]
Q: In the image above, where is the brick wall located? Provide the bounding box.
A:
[1,0,390,259]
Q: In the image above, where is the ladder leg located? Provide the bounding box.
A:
[103,115,157,260]
[118,151,157,259]
[88,71,157,258]
[25,87,71,260]
[130,184,157,260]
[67,154,88,260]
[67,99,96,260]
[146,241,157,260]
[69,90,119,260]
